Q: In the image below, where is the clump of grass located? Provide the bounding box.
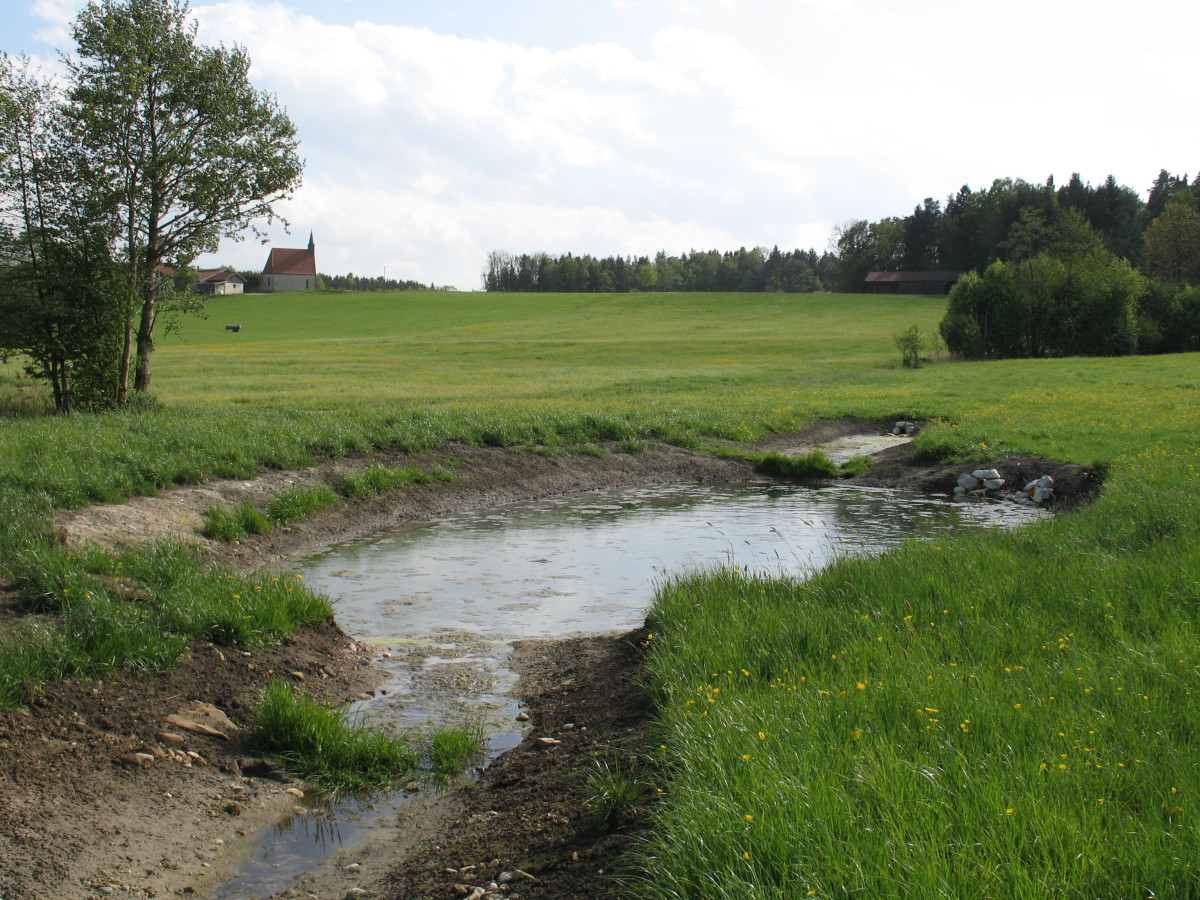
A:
[754,449,839,479]
[586,754,645,827]
[839,454,872,477]
[247,679,417,791]
[579,444,606,457]
[200,502,271,541]
[431,721,486,776]
[266,485,339,524]
[340,463,443,498]
[617,439,647,454]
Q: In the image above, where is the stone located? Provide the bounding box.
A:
[285,787,305,798]
[956,473,981,491]
[289,670,305,681]
[157,731,186,745]
[535,737,562,748]
[971,469,1001,482]
[983,478,1005,491]
[515,710,530,722]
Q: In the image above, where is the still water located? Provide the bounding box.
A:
[213,480,1043,897]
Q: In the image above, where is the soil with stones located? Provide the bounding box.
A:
[1,423,1100,899]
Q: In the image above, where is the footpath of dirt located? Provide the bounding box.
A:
[2,423,1101,900]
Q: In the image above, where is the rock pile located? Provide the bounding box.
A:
[1015,475,1055,506]
[955,468,1005,496]
[890,421,918,436]
[954,468,1056,506]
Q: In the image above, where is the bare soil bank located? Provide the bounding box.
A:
[2,424,1100,899]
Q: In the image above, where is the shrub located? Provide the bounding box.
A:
[894,323,924,368]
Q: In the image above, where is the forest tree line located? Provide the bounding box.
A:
[483,169,1200,296]
[481,246,837,294]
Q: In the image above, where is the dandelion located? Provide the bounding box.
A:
[850,729,862,740]
[742,753,750,760]
[743,852,750,860]
[1005,808,1014,815]
[745,814,754,821]
[758,732,766,740]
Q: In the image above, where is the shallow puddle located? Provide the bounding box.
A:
[213,480,1043,897]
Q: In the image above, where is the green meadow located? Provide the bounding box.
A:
[2,289,1199,896]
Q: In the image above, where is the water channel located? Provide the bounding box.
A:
[213,480,1045,898]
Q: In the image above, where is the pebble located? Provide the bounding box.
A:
[515,711,530,722]
[289,670,306,681]
[285,787,305,798]
[535,737,561,748]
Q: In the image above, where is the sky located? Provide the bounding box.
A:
[3,0,1195,289]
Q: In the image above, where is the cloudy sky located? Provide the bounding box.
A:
[4,0,1193,289]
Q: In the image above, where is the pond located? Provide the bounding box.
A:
[212,480,1044,897]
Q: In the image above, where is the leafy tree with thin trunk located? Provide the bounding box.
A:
[65,0,303,400]
[1143,200,1200,286]
[0,56,126,412]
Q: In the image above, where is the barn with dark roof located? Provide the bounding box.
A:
[262,232,317,291]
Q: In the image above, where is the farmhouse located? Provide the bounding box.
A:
[192,267,245,295]
[865,271,964,295]
[262,232,318,291]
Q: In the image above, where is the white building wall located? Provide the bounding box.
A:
[264,273,315,291]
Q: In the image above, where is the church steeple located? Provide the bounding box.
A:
[307,231,315,254]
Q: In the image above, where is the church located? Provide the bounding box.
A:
[262,232,317,291]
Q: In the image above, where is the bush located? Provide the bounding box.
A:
[895,324,924,368]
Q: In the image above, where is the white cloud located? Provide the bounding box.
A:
[15,0,1190,288]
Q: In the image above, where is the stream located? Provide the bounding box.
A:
[212,480,1045,897]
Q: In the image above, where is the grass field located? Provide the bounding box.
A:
[2,289,1199,896]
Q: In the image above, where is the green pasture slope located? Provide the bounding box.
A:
[2,289,1199,897]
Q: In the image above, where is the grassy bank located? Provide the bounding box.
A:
[1,289,1198,893]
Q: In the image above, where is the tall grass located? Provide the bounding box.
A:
[247,679,417,791]
[339,463,450,499]
[634,461,1200,898]
[430,721,486,776]
[0,539,332,706]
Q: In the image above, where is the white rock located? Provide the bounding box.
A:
[971,469,1001,481]
[956,473,981,490]
[983,478,1005,490]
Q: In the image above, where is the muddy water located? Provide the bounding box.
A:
[213,481,1043,897]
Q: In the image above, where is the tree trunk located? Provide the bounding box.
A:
[133,287,156,393]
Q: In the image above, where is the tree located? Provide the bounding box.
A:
[1143,200,1200,285]
[0,56,127,412]
[66,0,303,399]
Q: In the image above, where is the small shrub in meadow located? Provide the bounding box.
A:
[617,439,647,454]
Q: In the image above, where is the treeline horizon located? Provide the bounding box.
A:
[482,246,837,294]
[482,168,1199,294]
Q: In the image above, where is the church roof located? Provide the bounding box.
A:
[263,232,316,275]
